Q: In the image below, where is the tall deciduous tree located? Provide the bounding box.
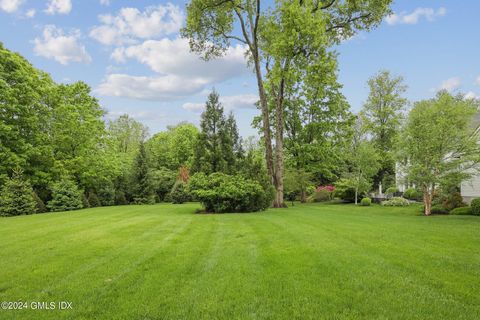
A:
[400,92,480,215]
[0,42,55,189]
[344,116,380,204]
[147,122,198,171]
[50,82,118,192]
[361,70,407,187]
[182,0,392,207]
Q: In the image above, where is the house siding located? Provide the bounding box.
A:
[461,174,480,204]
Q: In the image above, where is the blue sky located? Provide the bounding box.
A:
[1,0,479,137]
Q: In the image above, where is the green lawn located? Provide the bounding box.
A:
[0,203,479,320]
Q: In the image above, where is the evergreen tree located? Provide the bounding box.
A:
[193,91,242,174]
[0,169,37,217]
[223,112,243,173]
[87,192,101,207]
[33,192,47,213]
[131,142,154,204]
[47,179,83,212]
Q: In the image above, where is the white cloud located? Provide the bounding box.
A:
[475,76,480,87]
[439,77,461,92]
[90,4,183,45]
[45,0,71,15]
[98,38,248,100]
[25,8,35,17]
[0,0,23,13]
[96,74,208,100]
[106,110,165,122]
[33,25,91,65]
[111,38,247,82]
[465,91,479,100]
[99,0,110,5]
[182,94,258,113]
[386,7,446,25]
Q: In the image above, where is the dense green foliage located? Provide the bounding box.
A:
[471,198,480,216]
[131,143,154,204]
[430,205,449,215]
[0,170,36,217]
[361,70,407,187]
[360,197,372,206]
[169,180,190,204]
[192,91,242,174]
[400,92,480,215]
[1,203,479,319]
[47,179,83,212]
[381,197,410,207]
[403,188,420,200]
[189,172,273,213]
[450,206,473,215]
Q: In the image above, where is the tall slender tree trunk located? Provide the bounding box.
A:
[355,187,358,205]
[300,189,307,203]
[253,54,276,188]
[422,184,434,215]
[273,74,286,208]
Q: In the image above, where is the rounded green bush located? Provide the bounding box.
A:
[385,187,398,195]
[360,197,372,206]
[450,207,472,215]
[381,197,409,207]
[430,205,448,215]
[189,172,273,213]
[471,198,480,216]
[403,188,419,200]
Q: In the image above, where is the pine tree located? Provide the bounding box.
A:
[193,91,243,174]
[47,179,83,212]
[223,112,243,173]
[131,142,154,204]
[0,169,37,217]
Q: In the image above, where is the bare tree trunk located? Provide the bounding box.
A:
[355,187,358,205]
[253,56,275,186]
[300,188,307,203]
[423,185,432,215]
[273,75,286,208]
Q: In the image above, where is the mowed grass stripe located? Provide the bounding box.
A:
[258,204,480,318]
[0,203,479,320]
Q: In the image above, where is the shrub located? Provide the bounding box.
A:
[0,170,36,217]
[97,182,115,206]
[33,192,47,213]
[82,194,90,208]
[114,191,128,205]
[360,197,372,206]
[381,197,409,207]
[450,207,473,215]
[403,188,420,200]
[132,195,155,205]
[430,205,448,215]
[334,178,358,202]
[442,192,466,211]
[189,172,273,213]
[306,185,316,196]
[385,187,398,195]
[88,192,101,207]
[169,181,190,204]
[151,168,176,202]
[312,189,331,202]
[471,198,480,216]
[47,179,83,212]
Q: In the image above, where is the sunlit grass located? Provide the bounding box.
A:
[0,202,479,319]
